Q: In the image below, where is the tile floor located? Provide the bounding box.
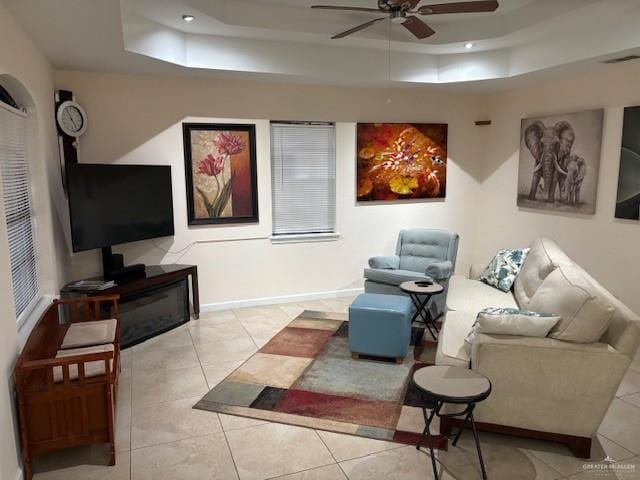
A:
[32,297,640,480]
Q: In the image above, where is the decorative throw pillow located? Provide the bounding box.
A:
[479,248,530,292]
[465,307,561,344]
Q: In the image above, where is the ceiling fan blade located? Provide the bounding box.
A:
[311,5,381,13]
[402,16,435,39]
[331,17,386,39]
[418,0,499,15]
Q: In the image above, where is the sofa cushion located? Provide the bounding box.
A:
[479,248,529,292]
[53,344,114,382]
[465,307,561,344]
[514,237,573,309]
[529,265,614,344]
[363,268,431,286]
[435,309,476,367]
[61,318,117,349]
[447,275,518,312]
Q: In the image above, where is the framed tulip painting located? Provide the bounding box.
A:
[183,123,258,225]
[356,123,448,202]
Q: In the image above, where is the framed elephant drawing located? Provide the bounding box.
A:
[517,109,604,215]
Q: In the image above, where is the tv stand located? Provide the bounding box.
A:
[101,246,145,280]
[61,264,199,348]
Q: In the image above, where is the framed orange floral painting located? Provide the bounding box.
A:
[183,123,258,225]
[356,123,447,201]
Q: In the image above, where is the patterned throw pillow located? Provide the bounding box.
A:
[465,307,561,344]
[479,248,530,292]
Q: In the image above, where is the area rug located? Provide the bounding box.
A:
[193,310,446,448]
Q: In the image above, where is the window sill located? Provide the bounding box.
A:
[17,294,54,349]
[270,232,341,244]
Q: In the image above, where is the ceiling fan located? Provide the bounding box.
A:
[311,0,499,39]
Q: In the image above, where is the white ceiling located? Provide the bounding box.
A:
[6,0,640,90]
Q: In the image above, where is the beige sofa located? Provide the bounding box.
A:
[436,237,640,458]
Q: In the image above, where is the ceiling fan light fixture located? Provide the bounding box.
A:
[182,14,195,23]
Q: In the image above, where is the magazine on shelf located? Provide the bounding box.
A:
[67,280,115,291]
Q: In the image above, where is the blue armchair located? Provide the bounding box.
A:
[364,228,459,320]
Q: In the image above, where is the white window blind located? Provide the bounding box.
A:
[0,102,39,319]
[271,122,336,236]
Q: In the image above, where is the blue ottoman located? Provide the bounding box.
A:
[348,293,413,363]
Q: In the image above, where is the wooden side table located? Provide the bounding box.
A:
[400,280,444,340]
[412,365,492,480]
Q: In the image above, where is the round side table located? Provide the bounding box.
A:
[412,365,492,480]
[400,280,444,340]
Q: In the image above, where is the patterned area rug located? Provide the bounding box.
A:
[194,310,446,448]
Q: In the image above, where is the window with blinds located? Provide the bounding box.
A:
[0,102,39,319]
[271,122,336,236]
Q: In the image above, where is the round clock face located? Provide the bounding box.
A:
[57,101,87,137]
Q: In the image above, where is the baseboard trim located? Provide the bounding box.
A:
[200,287,363,312]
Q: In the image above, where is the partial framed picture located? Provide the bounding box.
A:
[615,106,640,221]
[356,123,447,202]
[517,109,604,215]
[183,123,258,225]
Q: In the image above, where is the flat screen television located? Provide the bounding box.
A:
[67,163,175,253]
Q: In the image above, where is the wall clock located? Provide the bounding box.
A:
[56,100,87,137]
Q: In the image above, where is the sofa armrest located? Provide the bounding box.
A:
[469,333,631,437]
[469,263,487,280]
[368,255,400,270]
[425,260,453,280]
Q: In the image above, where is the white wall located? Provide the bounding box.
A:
[0,2,66,479]
[54,70,487,307]
[475,60,640,314]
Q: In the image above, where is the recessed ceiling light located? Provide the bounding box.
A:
[182,14,195,23]
[465,42,475,50]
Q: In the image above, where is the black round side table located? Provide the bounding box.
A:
[400,280,444,340]
[412,365,492,480]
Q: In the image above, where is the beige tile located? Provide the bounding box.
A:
[202,360,245,389]
[225,423,334,480]
[131,327,192,353]
[252,334,278,349]
[629,352,640,373]
[131,395,222,449]
[189,320,251,346]
[119,349,132,378]
[195,336,258,365]
[273,464,347,480]
[565,455,640,479]
[227,353,312,389]
[340,445,439,480]
[117,374,132,409]
[529,434,634,477]
[278,301,331,319]
[237,310,290,338]
[131,433,237,480]
[617,368,640,397]
[132,342,199,375]
[132,365,208,407]
[234,305,290,323]
[197,309,238,324]
[320,299,353,314]
[316,430,401,462]
[438,432,563,480]
[33,445,130,480]
[218,413,269,431]
[599,399,640,454]
[621,392,640,408]
[115,401,131,452]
